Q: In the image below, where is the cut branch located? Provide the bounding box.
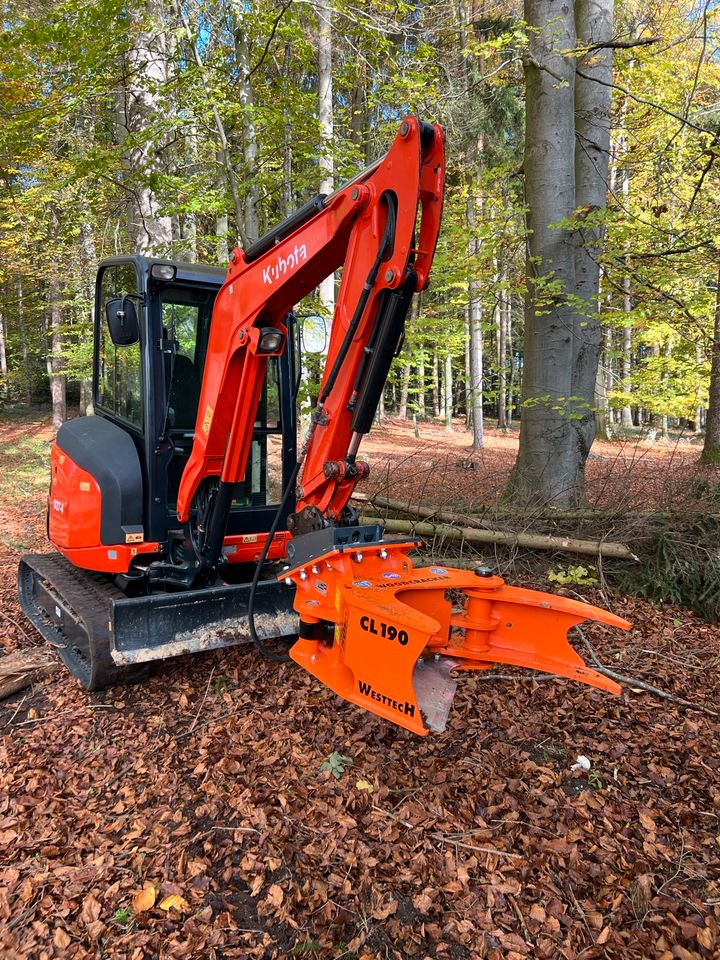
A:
[358,514,639,561]
[576,628,718,716]
[580,35,662,52]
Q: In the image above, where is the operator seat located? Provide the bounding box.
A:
[165,353,199,430]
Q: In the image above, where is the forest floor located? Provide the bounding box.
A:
[0,409,719,960]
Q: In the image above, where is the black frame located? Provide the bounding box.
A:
[93,255,298,548]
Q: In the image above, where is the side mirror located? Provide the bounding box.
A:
[301,314,328,355]
[106,297,139,346]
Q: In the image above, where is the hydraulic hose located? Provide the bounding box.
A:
[247,459,301,663]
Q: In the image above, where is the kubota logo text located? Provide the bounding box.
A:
[262,243,308,285]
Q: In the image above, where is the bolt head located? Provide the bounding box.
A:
[384,268,395,283]
[434,653,441,661]
[400,121,409,137]
[354,552,363,563]
[352,187,359,200]
[300,570,308,580]
[379,549,388,559]
[311,565,319,574]
[284,577,293,585]
[475,566,494,578]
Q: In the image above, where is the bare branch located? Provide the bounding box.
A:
[581,36,662,52]
[575,68,716,138]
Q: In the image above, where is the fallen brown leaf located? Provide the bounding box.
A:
[133,884,157,914]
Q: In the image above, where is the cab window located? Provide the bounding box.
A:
[161,286,215,431]
[235,361,283,507]
[97,263,142,428]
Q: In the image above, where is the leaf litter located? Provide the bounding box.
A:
[0,413,718,959]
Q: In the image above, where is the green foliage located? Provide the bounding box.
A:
[110,907,134,928]
[1,0,718,441]
[211,675,230,696]
[320,752,354,779]
[290,940,322,956]
[548,565,599,587]
[587,770,603,790]
[616,517,720,623]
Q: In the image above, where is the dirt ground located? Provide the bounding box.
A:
[361,418,709,514]
[1,410,718,960]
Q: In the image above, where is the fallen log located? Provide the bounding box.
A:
[358,514,640,561]
[0,649,59,700]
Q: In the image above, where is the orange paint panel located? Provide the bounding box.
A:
[223,531,290,564]
[58,542,162,574]
[48,442,102,550]
[48,441,160,574]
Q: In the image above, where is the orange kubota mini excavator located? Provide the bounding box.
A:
[19,117,630,735]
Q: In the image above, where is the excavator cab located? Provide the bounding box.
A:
[47,256,298,581]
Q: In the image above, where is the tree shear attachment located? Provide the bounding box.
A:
[285,533,631,735]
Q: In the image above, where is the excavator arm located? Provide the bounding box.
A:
[178,116,631,735]
[177,116,443,538]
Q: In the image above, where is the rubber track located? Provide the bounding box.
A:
[18,553,142,690]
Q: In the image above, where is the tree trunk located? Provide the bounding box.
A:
[316,0,335,325]
[432,350,440,417]
[571,0,614,478]
[444,353,453,431]
[702,266,720,463]
[216,211,229,264]
[621,318,634,428]
[123,0,173,253]
[398,362,411,419]
[507,293,515,426]
[283,44,294,218]
[416,355,426,419]
[467,197,484,448]
[79,218,96,414]
[0,307,7,398]
[505,0,578,505]
[464,312,471,429]
[620,162,634,429]
[497,265,508,430]
[16,276,31,404]
[48,272,66,429]
[232,9,260,245]
[595,322,612,440]
[695,341,704,433]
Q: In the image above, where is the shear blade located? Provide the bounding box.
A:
[413,656,460,733]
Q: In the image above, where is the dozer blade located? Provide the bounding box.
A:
[284,531,631,735]
[19,553,298,690]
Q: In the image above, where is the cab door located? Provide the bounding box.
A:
[157,282,297,544]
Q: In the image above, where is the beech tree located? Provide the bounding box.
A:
[506,0,614,506]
